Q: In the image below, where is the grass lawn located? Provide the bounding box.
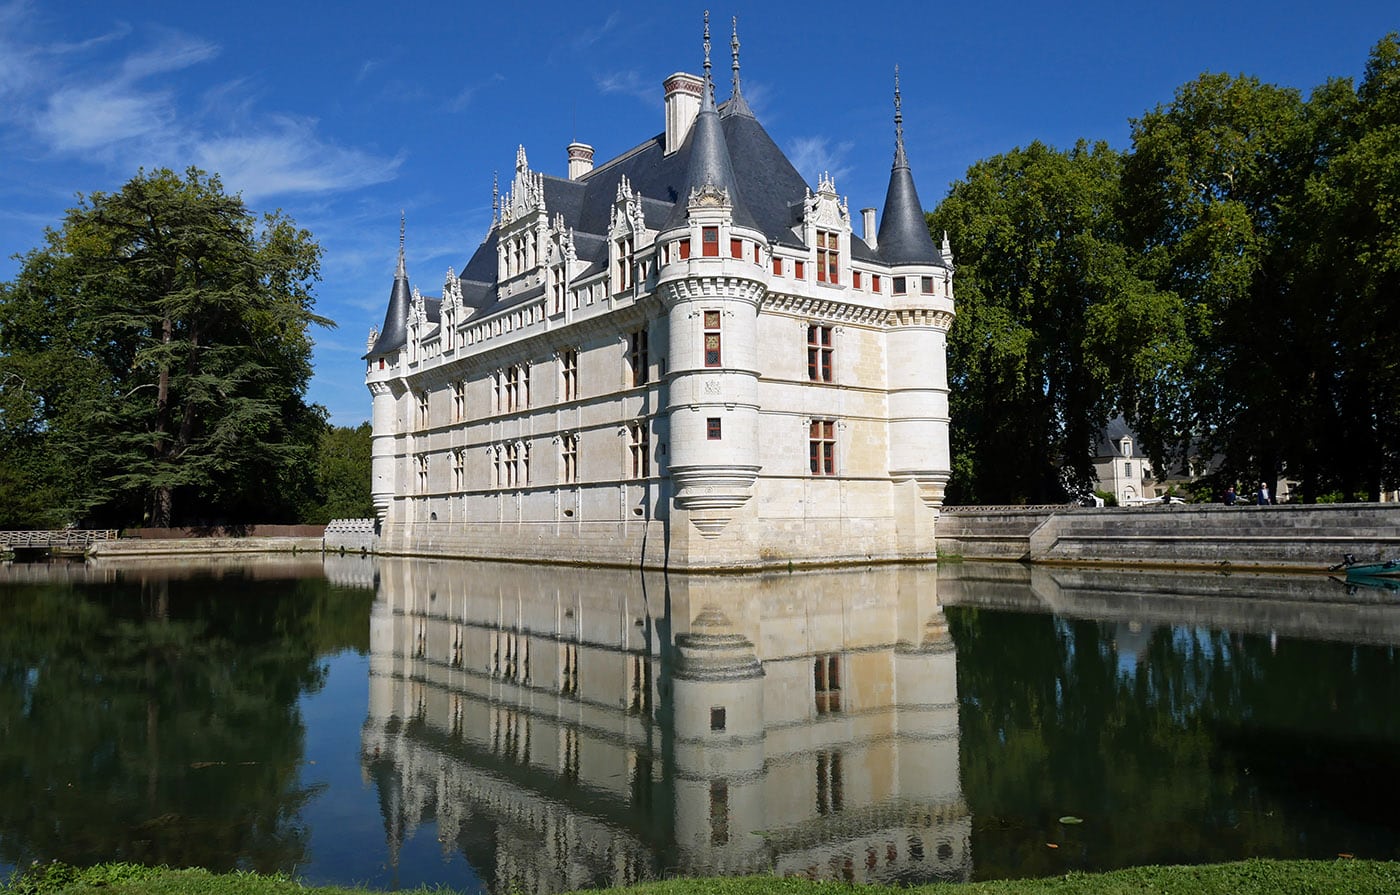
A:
[5,859,1400,895]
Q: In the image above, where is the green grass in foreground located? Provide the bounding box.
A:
[4,859,1400,895]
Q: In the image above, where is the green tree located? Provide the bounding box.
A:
[1121,38,1400,500]
[1119,73,1313,492]
[929,141,1184,504]
[302,422,374,523]
[0,168,331,528]
[1292,35,1400,499]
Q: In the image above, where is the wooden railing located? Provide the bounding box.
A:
[0,529,120,549]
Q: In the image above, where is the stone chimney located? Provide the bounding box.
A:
[567,142,594,179]
[663,72,704,155]
[862,207,878,249]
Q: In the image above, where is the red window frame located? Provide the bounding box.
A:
[702,226,719,257]
[809,419,836,476]
[816,230,839,283]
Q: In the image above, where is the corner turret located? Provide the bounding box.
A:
[876,67,942,267]
[366,214,413,358]
[657,12,770,539]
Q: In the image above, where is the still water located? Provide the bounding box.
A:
[1,555,1398,892]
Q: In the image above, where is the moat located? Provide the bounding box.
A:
[2,556,1397,892]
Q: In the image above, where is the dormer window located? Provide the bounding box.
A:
[615,235,634,290]
[816,230,839,284]
[1121,438,1132,457]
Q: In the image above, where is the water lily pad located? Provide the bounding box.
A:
[1059,815,1084,825]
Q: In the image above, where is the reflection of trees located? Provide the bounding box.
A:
[0,570,372,872]
[949,608,1400,880]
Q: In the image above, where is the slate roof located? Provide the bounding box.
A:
[366,248,412,357]
[369,69,942,353]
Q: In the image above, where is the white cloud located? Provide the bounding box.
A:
[120,30,218,80]
[37,82,173,152]
[194,117,404,201]
[0,0,40,99]
[572,11,621,51]
[3,15,403,204]
[596,69,653,103]
[787,135,855,187]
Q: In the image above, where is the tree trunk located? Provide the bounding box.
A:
[153,315,173,527]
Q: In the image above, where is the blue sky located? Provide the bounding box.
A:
[0,1,1393,427]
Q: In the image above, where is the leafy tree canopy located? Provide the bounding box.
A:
[933,33,1400,504]
[0,167,332,528]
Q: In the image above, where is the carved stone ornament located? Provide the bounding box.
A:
[804,171,850,229]
[442,267,463,310]
[501,145,545,225]
[410,286,427,326]
[688,179,730,209]
[610,176,638,235]
[366,326,379,352]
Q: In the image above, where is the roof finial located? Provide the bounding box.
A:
[396,210,406,278]
[491,171,499,226]
[731,16,742,100]
[702,11,713,102]
[893,64,908,168]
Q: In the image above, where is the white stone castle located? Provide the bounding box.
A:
[365,18,955,570]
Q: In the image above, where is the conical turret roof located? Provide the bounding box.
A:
[662,17,758,234]
[366,218,412,357]
[877,70,941,267]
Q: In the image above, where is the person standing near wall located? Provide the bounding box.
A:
[1257,482,1272,505]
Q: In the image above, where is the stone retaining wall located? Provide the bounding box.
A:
[88,536,324,559]
[937,503,1400,572]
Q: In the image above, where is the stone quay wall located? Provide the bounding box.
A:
[936,503,1400,572]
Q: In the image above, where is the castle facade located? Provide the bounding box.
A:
[365,22,954,569]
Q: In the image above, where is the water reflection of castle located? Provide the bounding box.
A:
[360,559,969,893]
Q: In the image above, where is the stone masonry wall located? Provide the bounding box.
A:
[938,503,1400,571]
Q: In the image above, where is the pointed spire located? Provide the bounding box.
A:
[893,64,908,169]
[877,68,941,266]
[723,15,754,119]
[731,17,741,98]
[396,210,406,278]
[366,214,414,357]
[662,11,757,233]
[491,172,499,226]
[702,10,713,105]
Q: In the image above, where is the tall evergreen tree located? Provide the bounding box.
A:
[0,168,330,527]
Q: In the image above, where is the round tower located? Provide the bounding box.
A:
[656,22,769,539]
[365,217,413,525]
[878,69,955,512]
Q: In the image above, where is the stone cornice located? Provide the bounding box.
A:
[887,308,954,330]
[763,292,888,326]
